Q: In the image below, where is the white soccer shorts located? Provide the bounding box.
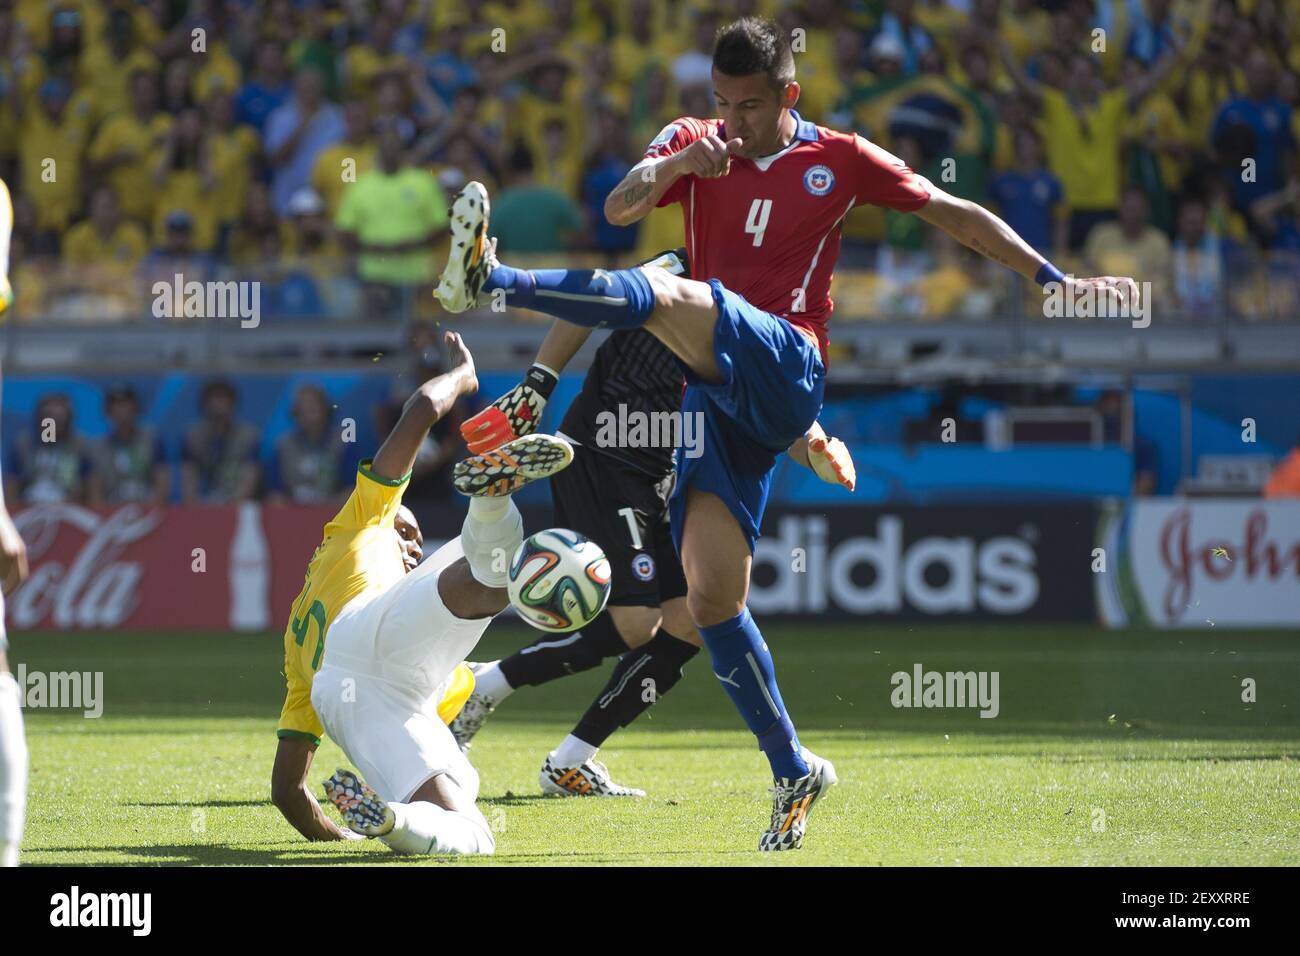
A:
[311,539,496,804]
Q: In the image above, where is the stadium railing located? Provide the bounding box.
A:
[3,250,1299,374]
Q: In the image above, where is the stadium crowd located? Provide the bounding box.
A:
[0,0,1297,322]
[3,319,475,506]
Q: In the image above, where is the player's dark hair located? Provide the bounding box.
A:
[712,17,795,90]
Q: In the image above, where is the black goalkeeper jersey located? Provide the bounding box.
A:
[558,327,685,480]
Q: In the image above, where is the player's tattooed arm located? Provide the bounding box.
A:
[606,136,741,225]
[914,188,1140,309]
[371,331,478,481]
[913,187,1044,281]
[604,161,676,226]
[622,181,655,207]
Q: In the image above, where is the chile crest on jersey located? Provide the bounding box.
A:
[803,164,835,196]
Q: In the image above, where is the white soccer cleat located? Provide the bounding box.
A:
[539,755,646,798]
[453,433,573,497]
[758,749,837,852]
[323,768,395,837]
[435,181,498,313]
[449,664,498,753]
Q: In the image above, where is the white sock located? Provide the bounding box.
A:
[0,671,28,868]
[473,660,515,702]
[552,734,598,769]
[461,496,522,589]
[380,800,495,855]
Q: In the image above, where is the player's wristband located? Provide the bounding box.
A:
[523,363,559,399]
[1035,262,1066,288]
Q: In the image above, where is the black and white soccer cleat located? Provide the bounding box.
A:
[435,181,498,313]
[758,749,837,852]
[539,755,646,798]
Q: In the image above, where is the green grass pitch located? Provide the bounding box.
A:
[12,624,1300,866]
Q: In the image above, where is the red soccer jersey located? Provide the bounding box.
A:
[643,112,931,362]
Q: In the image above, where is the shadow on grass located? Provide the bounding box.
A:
[28,842,755,866]
[123,799,269,808]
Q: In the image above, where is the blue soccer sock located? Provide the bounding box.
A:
[699,607,809,780]
[483,263,656,329]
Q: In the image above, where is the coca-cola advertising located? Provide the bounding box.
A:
[1097,499,1300,628]
[7,502,336,631]
[6,500,1106,630]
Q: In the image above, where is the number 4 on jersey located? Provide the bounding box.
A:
[745,198,772,247]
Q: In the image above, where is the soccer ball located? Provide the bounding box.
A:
[507,529,612,633]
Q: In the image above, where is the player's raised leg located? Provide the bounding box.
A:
[435,182,723,383]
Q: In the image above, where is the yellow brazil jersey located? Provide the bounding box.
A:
[152,169,221,253]
[62,223,148,277]
[208,125,260,226]
[276,461,475,744]
[192,42,242,104]
[277,461,410,744]
[87,111,173,224]
[1037,88,1127,212]
[19,98,95,232]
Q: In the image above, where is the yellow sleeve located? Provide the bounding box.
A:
[326,459,411,532]
[86,120,116,162]
[277,681,323,745]
[436,663,476,725]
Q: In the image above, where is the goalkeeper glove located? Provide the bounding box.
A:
[808,434,856,492]
[460,363,559,454]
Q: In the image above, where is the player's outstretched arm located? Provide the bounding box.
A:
[270,737,354,841]
[788,421,856,492]
[537,319,594,374]
[370,330,478,482]
[604,135,742,227]
[913,185,1139,310]
[459,320,585,455]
